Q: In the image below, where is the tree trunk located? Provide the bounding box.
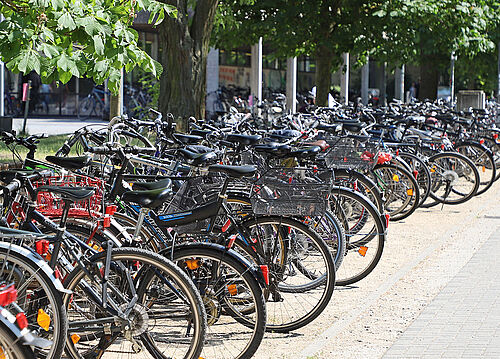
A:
[158,0,218,123]
[314,46,334,107]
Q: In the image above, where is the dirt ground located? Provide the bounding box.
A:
[253,180,500,359]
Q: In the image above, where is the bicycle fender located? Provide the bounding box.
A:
[0,242,72,295]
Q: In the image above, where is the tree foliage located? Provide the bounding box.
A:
[0,0,176,92]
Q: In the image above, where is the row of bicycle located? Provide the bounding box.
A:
[0,99,498,358]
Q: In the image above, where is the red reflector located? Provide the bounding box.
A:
[105,205,117,215]
[16,312,28,329]
[493,134,498,139]
[226,234,237,249]
[103,215,110,228]
[385,214,390,227]
[480,139,485,145]
[36,240,50,256]
[413,170,419,179]
[222,219,231,233]
[0,286,17,306]
[259,265,269,285]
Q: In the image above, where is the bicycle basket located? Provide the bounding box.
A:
[323,136,379,171]
[32,174,104,217]
[249,168,331,216]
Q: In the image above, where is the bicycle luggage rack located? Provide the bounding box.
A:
[249,168,331,216]
[322,136,380,171]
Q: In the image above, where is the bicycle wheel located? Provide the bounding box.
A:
[427,151,480,205]
[165,243,266,359]
[226,195,346,271]
[455,142,496,196]
[0,243,67,359]
[396,152,432,207]
[333,169,384,213]
[481,137,500,181]
[371,163,420,221]
[77,97,94,120]
[329,187,386,286]
[0,320,34,359]
[233,216,336,333]
[63,247,206,359]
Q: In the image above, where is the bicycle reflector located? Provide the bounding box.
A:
[259,265,269,285]
[385,214,390,228]
[36,240,50,256]
[37,309,51,331]
[16,312,28,330]
[185,259,200,270]
[105,205,117,215]
[0,286,17,306]
[227,284,238,296]
[358,246,368,257]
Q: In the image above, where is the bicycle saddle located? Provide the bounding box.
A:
[190,129,211,139]
[185,145,214,154]
[225,134,262,146]
[289,146,322,159]
[122,187,173,209]
[131,178,172,191]
[173,133,203,145]
[254,143,291,156]
[303,140,328,151]
[208,164,257,178]
[46,156,92,170]
[178,149,219,166]
[36,186,95,202]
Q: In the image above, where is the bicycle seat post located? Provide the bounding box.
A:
[49,199,71,269]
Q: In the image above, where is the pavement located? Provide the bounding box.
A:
[10,117,108,135]
[382,227,500,359]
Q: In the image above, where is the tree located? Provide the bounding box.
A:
[0,0,175,93]
[215,0,386,106]
[369,0,498,100]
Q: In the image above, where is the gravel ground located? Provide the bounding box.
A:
[252,180,500,359]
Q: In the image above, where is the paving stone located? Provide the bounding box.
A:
[382,228,500,359]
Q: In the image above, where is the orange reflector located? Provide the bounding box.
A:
[227,284,237,296]
[37,309,51,331]
[185,259,200,270]
[430,166,436,173]
[71,334,81,344]
[482,166,486,172]
[392,174,400,182]
[406,189,413,196]
[0,347,5,359]
[358,246,368,257]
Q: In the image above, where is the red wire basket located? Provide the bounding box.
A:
[32,174,104,218]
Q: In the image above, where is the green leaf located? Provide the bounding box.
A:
[58,12,76,31]
[39,43,59,58]
[58,70,72,84]
[93,35,104,55]
[51,0,65,10]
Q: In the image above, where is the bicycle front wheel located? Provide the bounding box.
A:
[63,247,207,359]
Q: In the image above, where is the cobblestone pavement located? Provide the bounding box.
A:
[382,227,500,359]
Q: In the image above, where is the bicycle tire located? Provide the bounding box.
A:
[396,152,432,207]
[455,141,496,196]
[0,320,35,359]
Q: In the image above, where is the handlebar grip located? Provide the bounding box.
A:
[88,146,110,154]
[3,180,20,194]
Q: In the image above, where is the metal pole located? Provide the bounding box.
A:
[340,53,349,105]
[450,51,457,108]
[75,77,79,117]
[250,37,263,105]
[395,65,405,102]
[22,80,31,133]
[119,68,124,116]
[286,57,297,113]
[497,42,500,104]
[361,57,369,105]
[0,14,4,117]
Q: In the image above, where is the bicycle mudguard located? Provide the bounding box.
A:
[0,241,72,295]
[160,242,268,289]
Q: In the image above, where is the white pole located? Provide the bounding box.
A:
[119,68,124,116]
[0,15,4,117]
[250,37,263,105]
[340,53,349,105]
[286,57,297,113]
[395,65,405,102]
[450,52,457,107]
[206,48,219,94]
[497,42,499,103]
[361,57,369,105]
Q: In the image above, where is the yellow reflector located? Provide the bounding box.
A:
[392,174,400,182]
[358,246,368,257]
[482,166,486,172]
[71,334,81,344]
[0,346,5,359]
[430,166,436,173]
[185,259,200,270]
[37,309,51,331]
[406,189,413,196]
[227,284,238,296]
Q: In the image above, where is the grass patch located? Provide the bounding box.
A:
[0,134,69,163]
